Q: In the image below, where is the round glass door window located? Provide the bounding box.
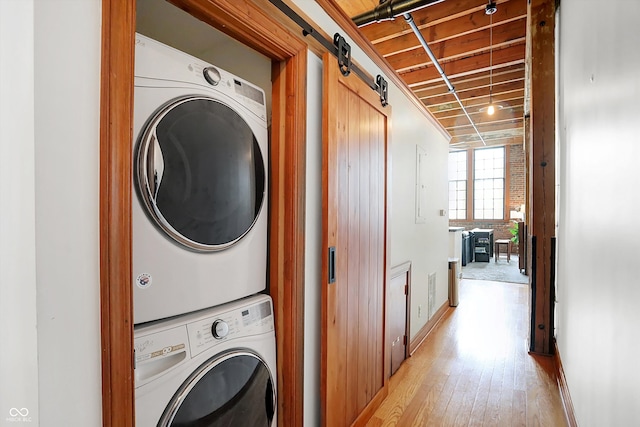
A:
[136,96,266,251]
[159,351,276,427]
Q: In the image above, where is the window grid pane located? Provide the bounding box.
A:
[473,147,504,220]
[448,151,467,220]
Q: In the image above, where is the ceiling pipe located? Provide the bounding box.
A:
[353,0,444,27]
[353,0,487,146]
[402,13,487,146]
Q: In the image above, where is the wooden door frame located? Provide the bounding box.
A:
[100,0,307,425]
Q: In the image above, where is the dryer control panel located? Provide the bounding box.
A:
[134,33,267,123]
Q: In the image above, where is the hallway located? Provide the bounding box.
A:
[368,279,567,426]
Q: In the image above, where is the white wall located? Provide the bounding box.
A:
[304,50,323,427]
[0,1,39,424]
[556,1,640,426]
[33,1,104,425]
[1,1,103,425]
[389,98,450,337]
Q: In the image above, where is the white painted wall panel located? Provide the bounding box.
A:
[557,1,640,426]
[304,50,323,427]
[0,0,39,424]
[34,1,103,425]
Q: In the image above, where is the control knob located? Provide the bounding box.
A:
[203,67,221,86]
[211,319,229,339]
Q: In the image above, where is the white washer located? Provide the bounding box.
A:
[133,33,268,324]
[134,294,277,427]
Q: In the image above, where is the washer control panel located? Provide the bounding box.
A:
[186,297,273,358]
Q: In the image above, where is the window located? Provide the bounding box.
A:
[473,147,504,220]
[448,151,467,220]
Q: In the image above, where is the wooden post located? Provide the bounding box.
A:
[528,0,556,355]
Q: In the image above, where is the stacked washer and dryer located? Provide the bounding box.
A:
[132,33,276,427]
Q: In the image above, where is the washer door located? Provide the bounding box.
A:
[160,350,276,427]
[136,96,266,251]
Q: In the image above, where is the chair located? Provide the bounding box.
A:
[494,239,512,262]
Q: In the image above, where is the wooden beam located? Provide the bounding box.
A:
[450,136,523,150]
[528,0,556,356]
[428,89,525,113]
[415,65,525,99]
[360,0,515,44]
[450,127,524,144]
[386,19,526,72]
[441,104,523,126]
[401,43,526,87]
[450,125,523,142]
[432,99,524,121]
[424,79,525,106]
[445,113,524,132]
[373,0,527,57]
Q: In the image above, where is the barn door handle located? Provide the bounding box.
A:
[328,246,336,284]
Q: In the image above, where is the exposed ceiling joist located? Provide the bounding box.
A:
[334,0,528,150]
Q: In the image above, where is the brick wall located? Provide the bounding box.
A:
[450,144,525,253]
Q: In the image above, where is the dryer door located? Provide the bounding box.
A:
[136,96,266,252]
[159,350,276,427]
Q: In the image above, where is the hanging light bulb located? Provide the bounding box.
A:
[485,2,499,116]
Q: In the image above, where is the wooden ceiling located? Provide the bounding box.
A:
[334,0,528,149]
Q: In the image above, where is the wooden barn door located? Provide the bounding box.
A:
[321,52,390,426]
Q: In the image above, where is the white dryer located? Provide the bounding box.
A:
[133,33,269,324]
[134,294,277,426]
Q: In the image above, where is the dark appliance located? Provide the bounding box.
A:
[472,228,494,263]
[461,231,472,266]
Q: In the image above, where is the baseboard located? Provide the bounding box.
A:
[409,301,451,355]
[553,339,579,427]
[352,385,388,427]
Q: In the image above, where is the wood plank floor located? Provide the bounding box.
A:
[367,279,567,427]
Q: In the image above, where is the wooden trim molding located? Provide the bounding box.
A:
[553,340,579,427]
[409,301,451,355]
[100,0,135,426]
[269,53,308,426]
[101,1,307,426]
[352,388,388,427]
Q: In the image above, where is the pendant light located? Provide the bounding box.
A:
[482,1,502,116]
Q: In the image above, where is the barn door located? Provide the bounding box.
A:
[321,52,390,426]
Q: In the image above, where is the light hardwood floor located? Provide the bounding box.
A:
[367,278,567,427]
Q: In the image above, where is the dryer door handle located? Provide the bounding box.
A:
[147,133,164,201]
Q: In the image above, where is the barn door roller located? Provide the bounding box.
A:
[333,34,351,76]
[268,0,389,107]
